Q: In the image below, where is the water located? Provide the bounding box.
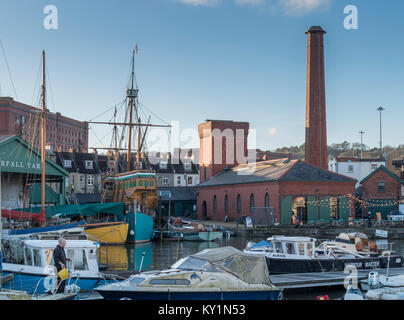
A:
[97,236,404,300]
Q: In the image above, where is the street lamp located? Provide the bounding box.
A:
[377,107,385,156]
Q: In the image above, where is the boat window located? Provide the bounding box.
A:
[24,247,33,266]
[221,257,242,274]
[149,279,190,286]
[274,242,283,253]
[139,180,143,187]
[298,243,305,256]
[45,249,54,266]
[150,180,154,187]
[286,243,295,255]
[69,249,89,271]
[307,243,313,256]
[130,277,146,284]
[33,249,42,267]
[144,180,149,187]
[176,257,220,272]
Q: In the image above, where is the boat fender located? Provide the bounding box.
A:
[369,272,380,289]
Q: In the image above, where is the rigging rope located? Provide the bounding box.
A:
[0,39,18,99]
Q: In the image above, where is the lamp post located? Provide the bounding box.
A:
[377,107,385,156]
[359,131,365,160]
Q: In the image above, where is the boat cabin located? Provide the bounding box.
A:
[2,239,100,273]
[101,170,157,208]
[266,236,317,258]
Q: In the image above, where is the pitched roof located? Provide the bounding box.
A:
[197,159,356,188]
[157,187,197,201]
[360,165,404,185]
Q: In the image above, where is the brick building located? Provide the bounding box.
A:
[197,159,356,224]
[0,97,88,153]
[360,166,404,218]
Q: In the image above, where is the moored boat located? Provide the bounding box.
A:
[245,234,404,274]
[1,237,107,294]
[94,246,282,300]
[167,218,223,242]
[84,221,129,245]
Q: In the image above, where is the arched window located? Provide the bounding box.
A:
[204,167,207,180]
[250,194,255,214]
[265,193,270,214]
[213,196,217,215]
[224,195,229,215]
[237,194,241,215]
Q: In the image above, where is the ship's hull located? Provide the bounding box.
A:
[96,289,282,301]
[85,222,129,245]
[126,212,154,244]
[266,255,404,274]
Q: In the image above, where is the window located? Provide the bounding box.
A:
[378,182,386,193]
[237,194,241,215]
[24,247,33,266]
[87,175,94,186]
[163,177,169,185]
[149,279,190,286]
[224,195,229,214]
[64,160,72,168]
[265,193,270,214]
[33,249,42,267]
[286,243,295,255]
[298,243,305,256]
[187,176,193,185]
[177,176,181,184]
[85,160,93,169]
[250,194,255,214]
[204,167,207,180]
[348,165,354,173]
[130,277,146,284]
[213,196,217,215]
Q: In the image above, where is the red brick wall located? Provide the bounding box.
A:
[0,97,88,152]
[198,120,249,183]
[362,170,401,201]
[197,180,356,222]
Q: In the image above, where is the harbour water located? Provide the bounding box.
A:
[97,236,404,300]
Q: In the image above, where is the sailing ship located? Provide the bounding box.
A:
[94,47,170,243]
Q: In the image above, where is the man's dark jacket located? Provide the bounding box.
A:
[53,245,67,272]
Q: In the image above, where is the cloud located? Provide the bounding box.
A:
[268,128,278,136]
[175,0,222,6]
[279,0,332,16]
[174,0,332,15]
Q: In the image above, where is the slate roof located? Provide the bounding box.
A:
[157,187,197,201]
[360,165,404,185]
[197,159,357,188]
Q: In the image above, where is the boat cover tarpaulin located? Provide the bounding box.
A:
[249,240,273,250]
[1,209,42,222]
[190,246,273,286]
[13,203,126,219]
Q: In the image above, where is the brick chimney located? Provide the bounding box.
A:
[305,26,328,170]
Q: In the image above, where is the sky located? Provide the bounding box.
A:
[0,0,403,153]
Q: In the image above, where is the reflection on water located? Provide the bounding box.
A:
[100,237,249,272]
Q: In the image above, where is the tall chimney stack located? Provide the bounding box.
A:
[305,26,328,170]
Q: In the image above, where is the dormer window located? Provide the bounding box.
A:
[85,160,93,169]
[184,162,192,171]
[64,160,72,168]
[159,161,168,170]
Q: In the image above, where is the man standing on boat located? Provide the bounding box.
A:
[53,238,70,293]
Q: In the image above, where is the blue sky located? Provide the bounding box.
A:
[0,0,403,152]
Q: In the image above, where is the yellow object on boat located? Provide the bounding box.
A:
[57,268,70,280]
[84,222,129,245]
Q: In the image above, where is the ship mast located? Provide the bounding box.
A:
[126,50,137,172]
[40,50,46,227]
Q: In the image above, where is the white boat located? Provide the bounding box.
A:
[94,246,282,300]
[244,234,403,274]
[1,237,105,294]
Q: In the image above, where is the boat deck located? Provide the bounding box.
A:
[270,267,404,289]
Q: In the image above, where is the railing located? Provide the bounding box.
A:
[32,273,81,297]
